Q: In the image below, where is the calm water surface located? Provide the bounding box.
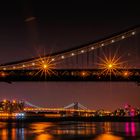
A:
[0,121,140,140]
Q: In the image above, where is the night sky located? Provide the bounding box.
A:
[0,1,140,111]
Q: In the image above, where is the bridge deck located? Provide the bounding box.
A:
[0,69,139,83]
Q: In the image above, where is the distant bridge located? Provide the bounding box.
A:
[23,101,111,116]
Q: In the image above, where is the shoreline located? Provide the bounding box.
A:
[0,116,140,122]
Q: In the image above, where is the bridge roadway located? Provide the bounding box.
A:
[23,107,111,115]
[0,69,139,83]
[24,107,96,113]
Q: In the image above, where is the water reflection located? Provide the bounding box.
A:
[125,122,136,136]
[95,134,123,140]
[29,122,54,140]
[0,123,25,140]
[0,122,140,140]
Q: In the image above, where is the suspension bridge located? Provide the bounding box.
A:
[0,100,111,117]
[0,100,139,118]
[23,101,110,117]
[0,25,140,84]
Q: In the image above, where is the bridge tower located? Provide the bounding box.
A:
[64,102,87,117]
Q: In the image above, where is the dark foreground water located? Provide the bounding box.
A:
[0,121,140,140]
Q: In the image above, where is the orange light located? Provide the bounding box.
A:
[124,72,128,76]
[82,72,85,76]
[43,64,48,69]
[97,51,125,76]
[13,100,16,103]
[81,71,87,77]
[3,99,7,103]
[108,64,113,68]
[123,71,130,78]
[33,56,56,78]
[1,72,6,77]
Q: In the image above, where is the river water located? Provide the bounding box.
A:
[0,121,140,140]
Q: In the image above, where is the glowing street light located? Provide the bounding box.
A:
[108,64,113,68]
[97,51,125,76]
[13,100,16,104]
[43,64,48,69]
[33,56,56,78]
[124,72,128,76]
[123,71,130,78]
[3,99,7,103]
